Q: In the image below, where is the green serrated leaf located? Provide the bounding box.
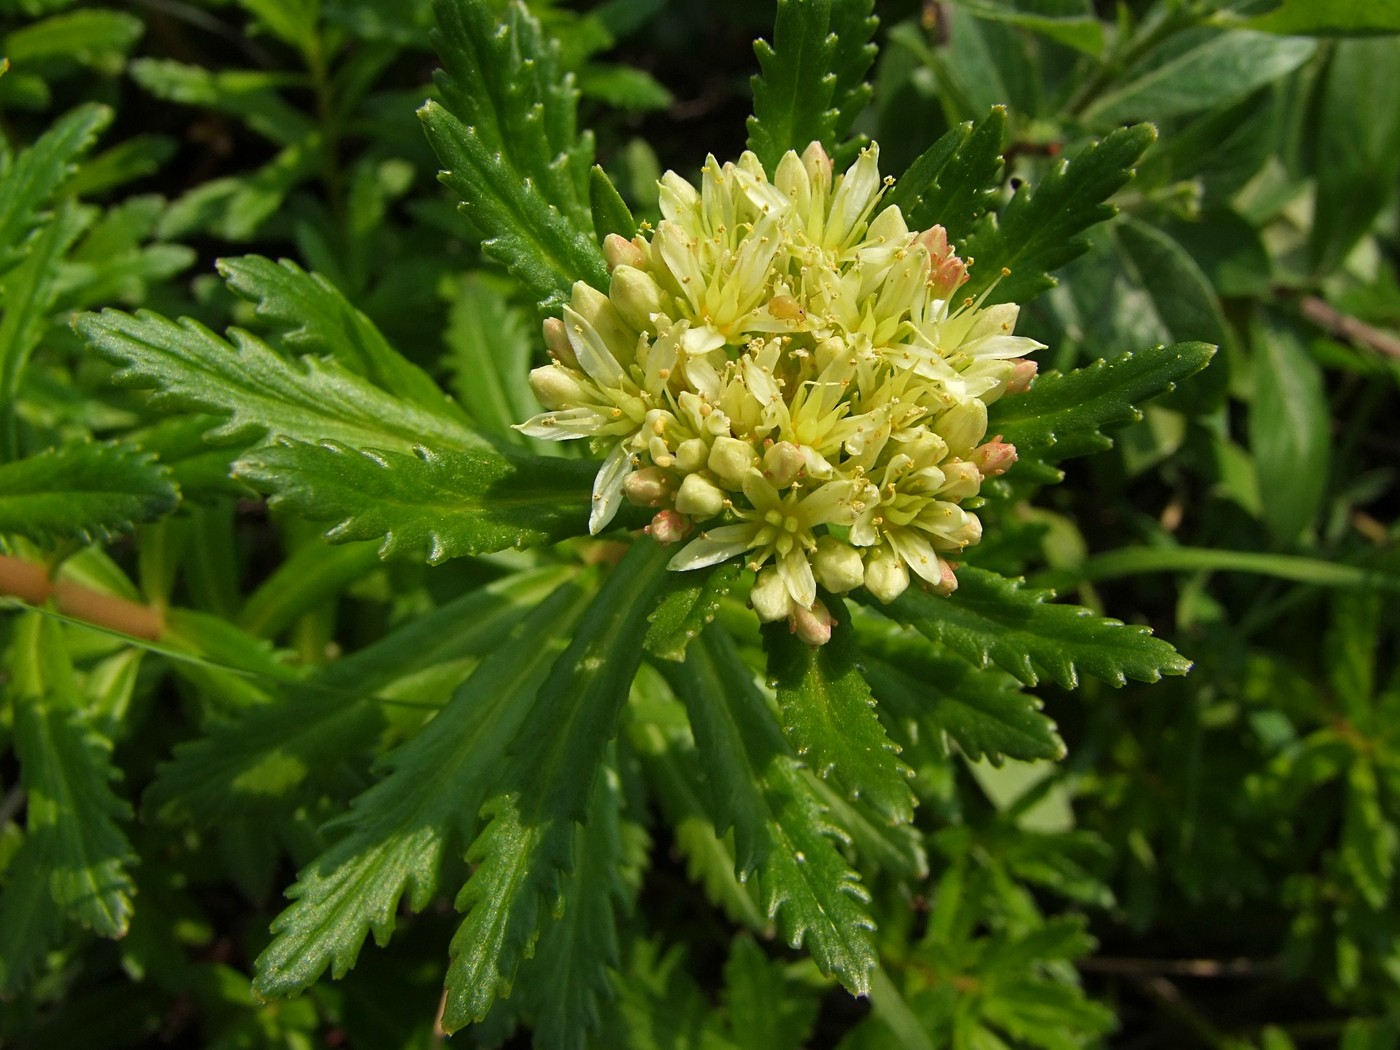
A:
[251,576,594,999]
[1342,760,1397,911]
[764,596,915,825]
[589,163,638,243]
[644,561,744,662]
[444,275,543,447]
[887,566,1192,689]
[672,628,877,995]
[2,9,143,74]
[128,59,313,147]
[884,107,1005,243]
[9,613,135,938]
[961,123,1156,304]
[0,440,178,544]
[443,540,670,1029]
[747,0,878,171]
[0,101,109,274]
[0,837,67,994]
[234,439,606,562]
[217,255,465,420]
[856,610,1065,764]
[722,936,821,1050]
[75,307,483,453]
[988,341,1215,484]
[145,566,573,825]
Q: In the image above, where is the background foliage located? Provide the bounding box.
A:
[1,0,1399,1047]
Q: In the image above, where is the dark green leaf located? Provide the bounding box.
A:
[644,561,744,662]
[127,59,314,146]
[746,0,878,171]
[887,566,1192,688]
[672,628,877,995]
[1341,760,1397,911]
[2,9,143,74]
[857,611,1065,764]
[75,308,483,453]
[9,613,135,937]
[949,0,1103,54]
[884,107,1005,244]
[988,341,1215,484]
[721,936,821,1050]
[234,439,604,561]
[444,275,543,446]
[1249,316,1329,541]
[0,839,67,994]
[217,255,464,420]
[443,541,670,1029]
[0,441,178,544]
[961,123,1156,304]
[252,576,595,999]
[1308,37,1400,274]
[764,597,915,825]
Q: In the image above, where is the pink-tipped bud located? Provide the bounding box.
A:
[1007,359,1038,395]
[918,225,968,299]
[972,437,1018,478]
[645,509,691,545]
[751,567,793,623]
[801,141,833,196]
[789,598,835,647]
[543,317,578,369]
[603,232,644,272]
[931,558,959,597]
[623,466,677,508]
[763,440,806,488]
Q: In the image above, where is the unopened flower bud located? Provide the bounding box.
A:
[774,150,812,215]
[1007,359,1038,395]
[528,364,586,410]
[939,459,983,500]
[931,558,959,596]
[609,265,668,332]
[674,437,708,474]
[863,545,910,603]
[763,440,806,488]
[813,536,865,593]
[972,437,1017,477]
[645,509,691,545]
[543,317,578,368]
[675,472,726,518]
[603,232,644,271]
[623,466,676,507]
[708,436,758,488]
[750,567,792,622]
[789,598,835,646]
[802,141,833,197]
[935,399,988,458]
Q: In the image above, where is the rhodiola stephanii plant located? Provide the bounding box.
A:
[3,0,1234,1042]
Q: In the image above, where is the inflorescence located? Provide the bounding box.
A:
[518,142,1041,644]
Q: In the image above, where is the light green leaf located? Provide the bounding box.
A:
[888,566,1192,689]
[8,613,135,937]
[1067,545,1400,593]
[989,342,1215,484]
[1082,28,1314,126]
[589,164,638,242]
[673,628,877,995]
[145,566,573,825]
[1342,760,1397,911]
[1249,316,1329,542]
[644,561,744,662]
[75,307,483,453]
[127,59,314,146]
[747,0,878,171]
[443,541,670,1030]
[961,123,1156,304]
[0,101,109,274]
[578,65,674,111]
[0,440,178,544]
[234,439,606,561]
[950,0,1103,54]
[1,9,143,74]
[251,576,594,999]
[217,255,464,420]
[1308,37,1400,274]
[764,599,916,826]
[1248,0,1400,36]
[884,107,1005,245]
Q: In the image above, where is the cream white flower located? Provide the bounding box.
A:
[516,141,1043,641]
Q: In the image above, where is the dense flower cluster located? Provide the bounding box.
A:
[518,142,1041,642]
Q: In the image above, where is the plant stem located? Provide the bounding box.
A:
[0,554,164,640]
